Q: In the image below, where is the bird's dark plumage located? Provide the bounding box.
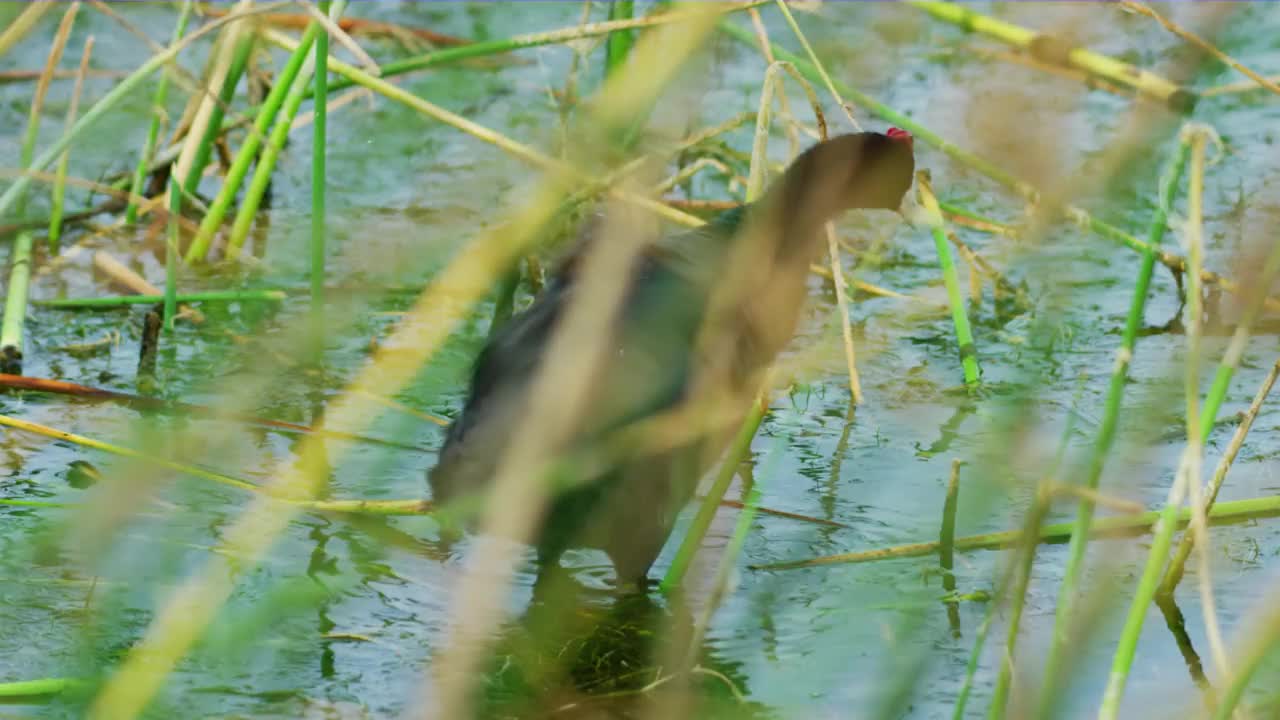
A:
[428,131,916,586]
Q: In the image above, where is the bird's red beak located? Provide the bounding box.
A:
[887,126,913,149]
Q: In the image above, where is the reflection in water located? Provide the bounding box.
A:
[478,581,772,720]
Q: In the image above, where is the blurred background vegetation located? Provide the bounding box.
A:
[1,1,1279,718]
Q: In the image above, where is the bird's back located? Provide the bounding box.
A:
[427,208,748,577]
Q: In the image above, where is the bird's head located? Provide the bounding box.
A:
[772,129,917,222]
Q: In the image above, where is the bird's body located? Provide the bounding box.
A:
[428,131,916,586]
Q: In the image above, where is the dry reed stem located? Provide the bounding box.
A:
[50,34,94,251]
[0,2,55,61]
[0,168,200,236]
[196,4,473,48]
[88,177,574,718]
[298,2,379,74]
[1161,359,1280,600]
[0,68,128,83]
[652,157,740,196]
[748,8,800,157]
[422,8,727,718]
[971,45,1129,97]
[263,28,704,231]
[1179,124,1230,680]
[752,55,862,403]
[91,251,205,324]
[1045,482,1144,515]
[22,3,79,174]
[349,388,449,427]
[88,1,162,53]
[773,0,862,132]
[88,0,233,136]
[825,225,863,403]
[1202,74,1280,97]
[1122,1,1280,97]
[168,0,254,209]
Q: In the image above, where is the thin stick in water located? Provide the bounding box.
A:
[163,177,180,331]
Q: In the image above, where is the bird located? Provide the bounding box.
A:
[428,130,916,589]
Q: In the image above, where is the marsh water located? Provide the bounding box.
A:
[2,2,1280,718]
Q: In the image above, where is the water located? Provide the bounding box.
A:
[2,2,1280,717]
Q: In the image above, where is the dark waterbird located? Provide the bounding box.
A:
[428,130,916,588]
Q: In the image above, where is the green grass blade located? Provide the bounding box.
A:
[185,22,324,261]
[0,3,284,222]
[917,175,981,386]
[181,31,255,200]
[1035,136,1191,719]
[224,1,349,259]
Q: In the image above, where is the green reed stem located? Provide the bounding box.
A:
[2,4,76,368]
[0,231,33,368]
[1191,221,1280,438]
[1211,604,1280,720]
[753,491,1280,571]
[163,178,180,331]
[985,378,1087,720]
[1102,128,1265,718]
[686,439,780,663]
[35,290,287,308]
[719,15,1248,311]
[604,0,635,77]
[0,677,85,698]
[0,4,280,222]
[917,175,981,386]
[953,610,995,720]
[989,494,1052,720]
[235,2,767,125]
[0,412,428,517]
[904,0,1196,113]
[186,22,324,262]
[181,32,255,200]
[126,0,193,224]
[311,0,330,327]
[661,62,781,594]
[1036,137,1190,720]
[661,397,767,593]
[1097,508,1180,720]
[719,18,1030,194]
[224,1,348,259]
